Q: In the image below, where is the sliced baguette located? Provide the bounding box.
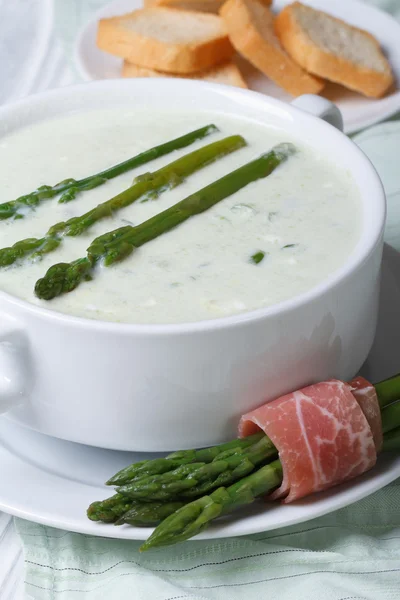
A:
[97,8,234,74]
[219,0,324,97]
[122,59,248,88]
[274,2,394,98]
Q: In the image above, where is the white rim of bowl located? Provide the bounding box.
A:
[0,78,386,335]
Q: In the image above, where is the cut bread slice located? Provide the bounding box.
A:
[219,0,324,97]
[122,59,248,88]
[274,2,394,98]
[97,8,234,74]
[144,0,271,14]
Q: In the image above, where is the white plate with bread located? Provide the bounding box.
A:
[75,0,400,133]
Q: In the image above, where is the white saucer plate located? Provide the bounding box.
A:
[74,0,400,135]
[0,244,400,541]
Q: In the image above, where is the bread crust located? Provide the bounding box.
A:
[144,0,225,13]
[219,0,324,97]
[145,0,271,13]
[97,8,234,74]
[274,2,394,98]
[121,59,248,87]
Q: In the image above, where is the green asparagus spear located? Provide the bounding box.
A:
[87,494,186,526]
[35,143,296,300]
[116,501,186,527]
[0,135,244,267]
[106,432,265,486]
[0,124,218,221]
[116,435,277,501]
[140,460,283,550]
[166,434,266,462]
[382,427,400,452]
[381,400,400,434]
[87,493,134,523]
[374,373,400,408]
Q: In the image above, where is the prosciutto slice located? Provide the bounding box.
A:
[239,379,377,503]
[349,376,383,453]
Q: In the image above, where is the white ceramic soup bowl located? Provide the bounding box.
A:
[0,79,385,451]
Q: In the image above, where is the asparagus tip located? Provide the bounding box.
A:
[206,124,218,134]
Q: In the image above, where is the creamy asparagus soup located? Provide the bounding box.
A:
[0,109,361,324]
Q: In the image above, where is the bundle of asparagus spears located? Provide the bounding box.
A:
[87,374,400,551]
[0,122,295,300]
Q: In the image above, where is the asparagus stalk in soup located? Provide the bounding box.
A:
[0,109,361,324]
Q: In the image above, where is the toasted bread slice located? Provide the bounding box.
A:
[219,0,324,96]
[97,8,234,74]
[144,0,271,14]
[274,2,393,98]
[122,59,248,87]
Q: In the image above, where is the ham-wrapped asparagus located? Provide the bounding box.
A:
[88,373,400,550]
[140,375,400,550]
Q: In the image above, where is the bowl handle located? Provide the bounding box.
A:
[291,95,344,131]
[0,316,28,413]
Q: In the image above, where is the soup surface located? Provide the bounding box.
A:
[0,109,360,324]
